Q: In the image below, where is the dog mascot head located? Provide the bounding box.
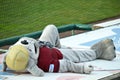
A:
[3,37,42,73]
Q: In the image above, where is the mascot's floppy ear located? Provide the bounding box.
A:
[6,45,29,71]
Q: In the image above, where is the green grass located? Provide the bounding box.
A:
[0,0,120,39]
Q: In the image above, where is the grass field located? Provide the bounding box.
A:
[0,0,120,39]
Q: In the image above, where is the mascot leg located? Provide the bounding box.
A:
[59,49,96,62]
[39,24,61,48]
[91,39,116,60]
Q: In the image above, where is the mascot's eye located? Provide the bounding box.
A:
[21,40,28,45]
[34,44,37,54]
[28,49,32,52]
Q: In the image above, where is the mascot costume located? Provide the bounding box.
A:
[3,25,116,76]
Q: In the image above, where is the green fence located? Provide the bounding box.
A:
[0,24,92,47]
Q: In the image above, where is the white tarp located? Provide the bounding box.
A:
[0,23,120,80]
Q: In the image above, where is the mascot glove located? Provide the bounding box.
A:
[83,64,94,74]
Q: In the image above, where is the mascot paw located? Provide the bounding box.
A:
[83,64,93,74]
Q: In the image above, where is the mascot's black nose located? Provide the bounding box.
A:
[21,40,28,45]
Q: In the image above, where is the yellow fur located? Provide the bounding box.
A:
[6,45,29,71]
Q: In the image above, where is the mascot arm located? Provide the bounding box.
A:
[27,58,44,76]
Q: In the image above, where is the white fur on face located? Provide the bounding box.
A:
[15,37,39,60]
